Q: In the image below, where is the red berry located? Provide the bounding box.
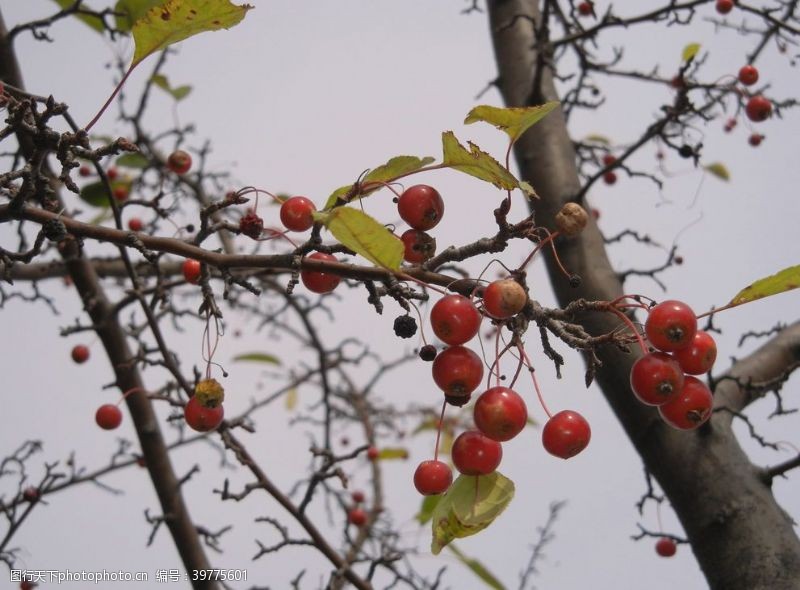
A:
[22,487,40,502]
[577,1,593,16]
[71,344,90,364]
[401,229,436,264]
[602,154,616,166]
[542,410,591,459]
[280,196,317,232]
[738,65,759,86]
[603,171,617,185]
[670,75,685,90]
[716,0,733,14]
[351,490,365,504]
[658,376,713,430]
[431,345,484,402]
[748,133,764,147]
[413,460,453,495]
[300,252,341,294]
[239,209,264,239]
[79,165,91,177]
[167,149,192,175]
[673,330,717,375]
[645,300,697,352]
[20,581,36,590]
[182,259,202,284]
[95,404,123,430]
[745,95,772,122]
[629,352,685,406]
[430,294,482,345]
[656,537,677,557]
[348,507,367,526]
[112,185,129,202]
[451,430,503,476]
[473,386,528,442]
[397,185,444,231]
[482,279,527,319]
[184,396,224,432]
[127,217,143,232]
[366,446,379,461]
[106,167,118,181]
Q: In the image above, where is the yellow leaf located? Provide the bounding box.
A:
[704,162,730,181]
[285,387,297,411]
[317,208,404,270]
[728,265,800,307]
[464,102,559,145]
[441,132,518,190]
[131,0,253,69]
[682,43,701,62]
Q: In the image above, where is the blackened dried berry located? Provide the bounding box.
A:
[239,211,264,239]
[419,344,437,362]
[569,274,582,288]
[393,314,417,339]
[445,393,471,407]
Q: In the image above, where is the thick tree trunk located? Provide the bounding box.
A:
[485,2,800,588]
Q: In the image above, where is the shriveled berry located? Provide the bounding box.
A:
[194,378,225,408]
[393,315,417,339]
[418,344,438,362]
[401,229,436,264]
[239,210,264,239]
[555,203,589,237]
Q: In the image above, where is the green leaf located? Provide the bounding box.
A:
[682,43,701,62]
[49,0,105,33]
[231,352,281,365]
[464,102,559,145]
[431,472,515,555]
[116,152,150,168]
[416,495,442,525]
[316,207,404,270]
[727,265,800,307]
[583,133,611,145]
[114,0,165,32]
[131,0,253,70]
[704,162,730,181]
[447,544,507,590]
[441,132,519,191]
[518,180,538,199]
[79,181,111,207]
[323,155,435,210]
[151,73,192,101]
[376,447,409,460]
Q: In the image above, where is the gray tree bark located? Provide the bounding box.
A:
[486,2,800,588]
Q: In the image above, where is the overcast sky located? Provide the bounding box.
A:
[1,1,798,589]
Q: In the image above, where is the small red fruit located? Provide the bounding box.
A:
[366,446,379,461]
[184,396,224,432]
[397,185,445,231]
[738,65,759,86]
[106,167,118,181]
[431,345,484,402]
[656,537,678,557]
[166,149,192,175]
[20,580,36,590]
[745,95,772,122]
[79,165,91,177]
[280,196,317,232]
[602,154,616,166]
[127,217,143,232]
[473,386,528,442]
[238,209,264,239]
[451,430,503,475]
[351,490,365,504]
[348,507,367,527]
[112,185,129,202]
[71,344,90,364]
[673,330,717,375]
[715,0,733,14]
[658,376,713,430]
[300,252,341,294]
[23,487,40,502]
[748,133,764,147]
[182,259,202,284]
[542,410,591,459]
[630,352,685,406]
[645,300,697,352]
[603,171,617,185]
[482,279,527,319]
[95,404,123,430]
[430,294,482,345]
[400,229,436,264]
[413,460,453,495]
[577,1,593,16]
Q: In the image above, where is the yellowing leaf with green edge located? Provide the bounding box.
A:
[49,0,105,33]
[377,447,409,460]
[727,265,800,307]
[151,73,192,101]
[464,102,559,145]
[231,352,281,365]
[518,180,538,199]
[316,208,404,270]
[441,132,518,190]
[431,472,515,555]
[682,43,701,62]
[417,495,442,525]
[323,155,435,210]
[114,0,165,32]
[285,387,298,411]
[131,0,253,69]
[704,162,730,181]
[447,544,507,590]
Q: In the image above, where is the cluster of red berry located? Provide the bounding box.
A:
[630,300,716,429]
[397,184,444,264]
